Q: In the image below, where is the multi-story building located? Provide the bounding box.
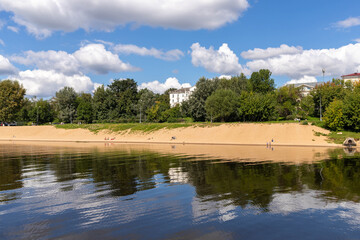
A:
[285,82,319,97]
[341,73,360,83]
[169,86,196,107]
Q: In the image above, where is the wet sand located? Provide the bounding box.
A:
[0,141,337,164]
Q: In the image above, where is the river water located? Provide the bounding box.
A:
[0,143,360,239]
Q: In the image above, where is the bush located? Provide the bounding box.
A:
[301,121,308,125]
[343,92,360,131]
[238,92,277,122]
[323,99,344,131]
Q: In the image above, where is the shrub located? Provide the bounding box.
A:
[323,99,344,131]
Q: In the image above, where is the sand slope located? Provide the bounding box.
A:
[0,123,335,147]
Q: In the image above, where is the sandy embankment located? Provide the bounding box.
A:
[0,123,335,147]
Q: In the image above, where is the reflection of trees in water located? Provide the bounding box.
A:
[1,147,360,207]
[0,157,22,192]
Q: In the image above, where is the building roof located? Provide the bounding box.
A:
[169,87,192,94]
[341,73,360,78]
[285,82,320,88]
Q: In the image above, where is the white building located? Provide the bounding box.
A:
[285,82,319,97]
[169,86,196,107]
[341,73,360,83]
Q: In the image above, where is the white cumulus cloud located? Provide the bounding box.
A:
[285,76,317,85]
[73,44,139,74]
[335,16,360,28]
[114,44,184,61]
[11,50,79,75]
[9,70,95,97]
[139,77,191,94]
[11,44,139,75]
[190,43,247,75]
[246,43,360,79]
[0,0,250,38]
[0,55,17,75]
[241,44,303,60]
[191,42,360,83]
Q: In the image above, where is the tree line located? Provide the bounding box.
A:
[1,69,360,132]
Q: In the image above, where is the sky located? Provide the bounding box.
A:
[0,0,360,98]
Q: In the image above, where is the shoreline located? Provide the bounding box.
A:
[0,138,341,148]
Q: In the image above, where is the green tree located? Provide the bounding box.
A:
[76,93,93,123]
[0,80,26,122]
[55,86,78,123]
[29,99,54,124]
[275,85,301,119]
[93,85,113,121]
[108,78,138,118]
[323,99,344,131]
[188,77,220,121]
[205,89,239,122]
[146,89,173,122]
[218,74,249,94]
[299,95,315,119]
[343,92,360,131]
[138,89,157,122]
[249,69,275,93]
[238,92,276,122]
[311,81,347,117]
[160,105,182,122]
[16,98,32,122]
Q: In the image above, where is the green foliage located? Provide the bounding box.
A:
[188,77,220,121]
[16,98,32,122]
[92,85,113,121]
[301,121,308,125]
[0,80,26,122]
[238,92,277,122]
[311,81,348,117]
[146,89,172,122]
[108,78,138,118]
[55,86,78,123]
[218,74,249,94]
[160,105,182,122]
[76,93,93,123]
[323,99,344,131]
[29,99,54,124]
[299,95,315,119]
[205,89,239,122]
[138,89,157,122]
[55,122,219,133]
[249,69,275,93]
[343,92,360,131]
[275,85,301,118]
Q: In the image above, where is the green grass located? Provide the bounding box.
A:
[54,119,314,135]
[327,131,360,144]
[55,122,225,134]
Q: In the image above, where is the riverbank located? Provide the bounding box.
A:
[0,123,338,147]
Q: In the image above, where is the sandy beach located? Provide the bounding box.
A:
[0,123,336,147]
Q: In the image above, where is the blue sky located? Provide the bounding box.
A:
[0,0,359,97]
